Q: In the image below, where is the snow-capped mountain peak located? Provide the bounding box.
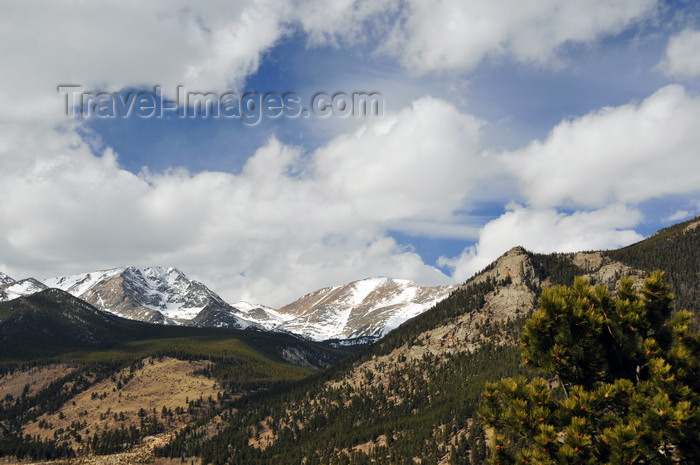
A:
[42,266,249,327]
[273,277,457,341]
[0,277,48,302]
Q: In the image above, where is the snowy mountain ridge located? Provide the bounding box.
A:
[0,277,48,302]
[229,300,295,330]
[274,277,458,341]
[1,266,457,342]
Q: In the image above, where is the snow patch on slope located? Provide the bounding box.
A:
[44,268,123,297]
[0,278,48,302]
[231,301,294,330]
[342,277,388,308]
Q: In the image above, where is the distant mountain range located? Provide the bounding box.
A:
[0,266,456,343]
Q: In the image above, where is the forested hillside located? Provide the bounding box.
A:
[606,216,700,315]
[159,217,699,465]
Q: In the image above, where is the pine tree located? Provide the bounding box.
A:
[480,271,699,464]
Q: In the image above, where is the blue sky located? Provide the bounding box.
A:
[1,1,699,306]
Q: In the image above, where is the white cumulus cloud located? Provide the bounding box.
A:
[659,28,700,79]
[503,85,700,209]
[382,0,657,73]
[439,204,644,282]
[0,0,291,121]
[293,0,657,73]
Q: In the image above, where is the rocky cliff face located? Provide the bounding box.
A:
[0,271,14,286]
[468,245,540,287]
[574,251,647,288]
